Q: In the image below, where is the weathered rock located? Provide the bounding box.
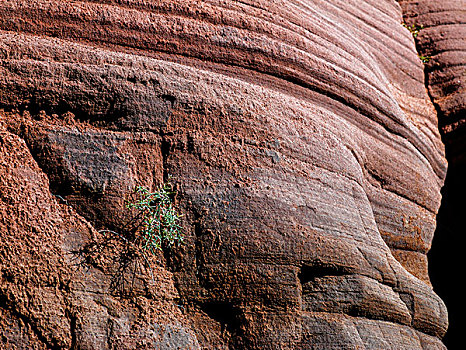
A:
[398,0,466,346]
[0,123,200,349]
[398,0,466,166]
[0,0,455,349]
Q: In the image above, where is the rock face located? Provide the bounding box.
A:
[399,0,466,168]
[0,1,458,349]
[398,0,466,347]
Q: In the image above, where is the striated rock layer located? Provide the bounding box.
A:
[398,0,466,347]
[0,1,454,349]
[399,0,466,167]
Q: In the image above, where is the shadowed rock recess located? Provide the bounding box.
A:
[0,0,461,349]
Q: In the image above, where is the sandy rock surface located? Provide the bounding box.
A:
[0,0,461,348]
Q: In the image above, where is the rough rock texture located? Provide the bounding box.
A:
[0,1,456,349]
[398,0,466,347]
[399,0,466,167]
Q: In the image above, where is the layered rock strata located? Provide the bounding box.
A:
[399,0,466,167]
[0,1,452,349]
[399,0,466,346]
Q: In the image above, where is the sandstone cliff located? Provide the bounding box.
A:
[398,0,466,347]
[0,1,462,349]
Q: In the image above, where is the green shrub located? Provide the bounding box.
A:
[403,23,424,38]
[126,181,184,254]
[77,179,184,295]
[419,55,431,64]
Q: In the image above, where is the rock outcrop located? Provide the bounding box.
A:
[398,0,466,347]
[399,0,466,168]
[0,0,458,349]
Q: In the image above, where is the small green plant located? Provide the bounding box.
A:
[76,179,184,296]
[126,181,184,254]
[419,54,431,64]
[403,23,424,38]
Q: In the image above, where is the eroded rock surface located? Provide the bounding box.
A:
[398,0,466,346]
[399,0,466,167]
[0,1,455,349]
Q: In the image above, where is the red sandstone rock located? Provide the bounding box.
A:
[398,1,466,346]
[399,0,466,167]
[0,0,456,349]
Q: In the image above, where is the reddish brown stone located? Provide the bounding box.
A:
[0,0,458,348]
[398,1,466,347]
